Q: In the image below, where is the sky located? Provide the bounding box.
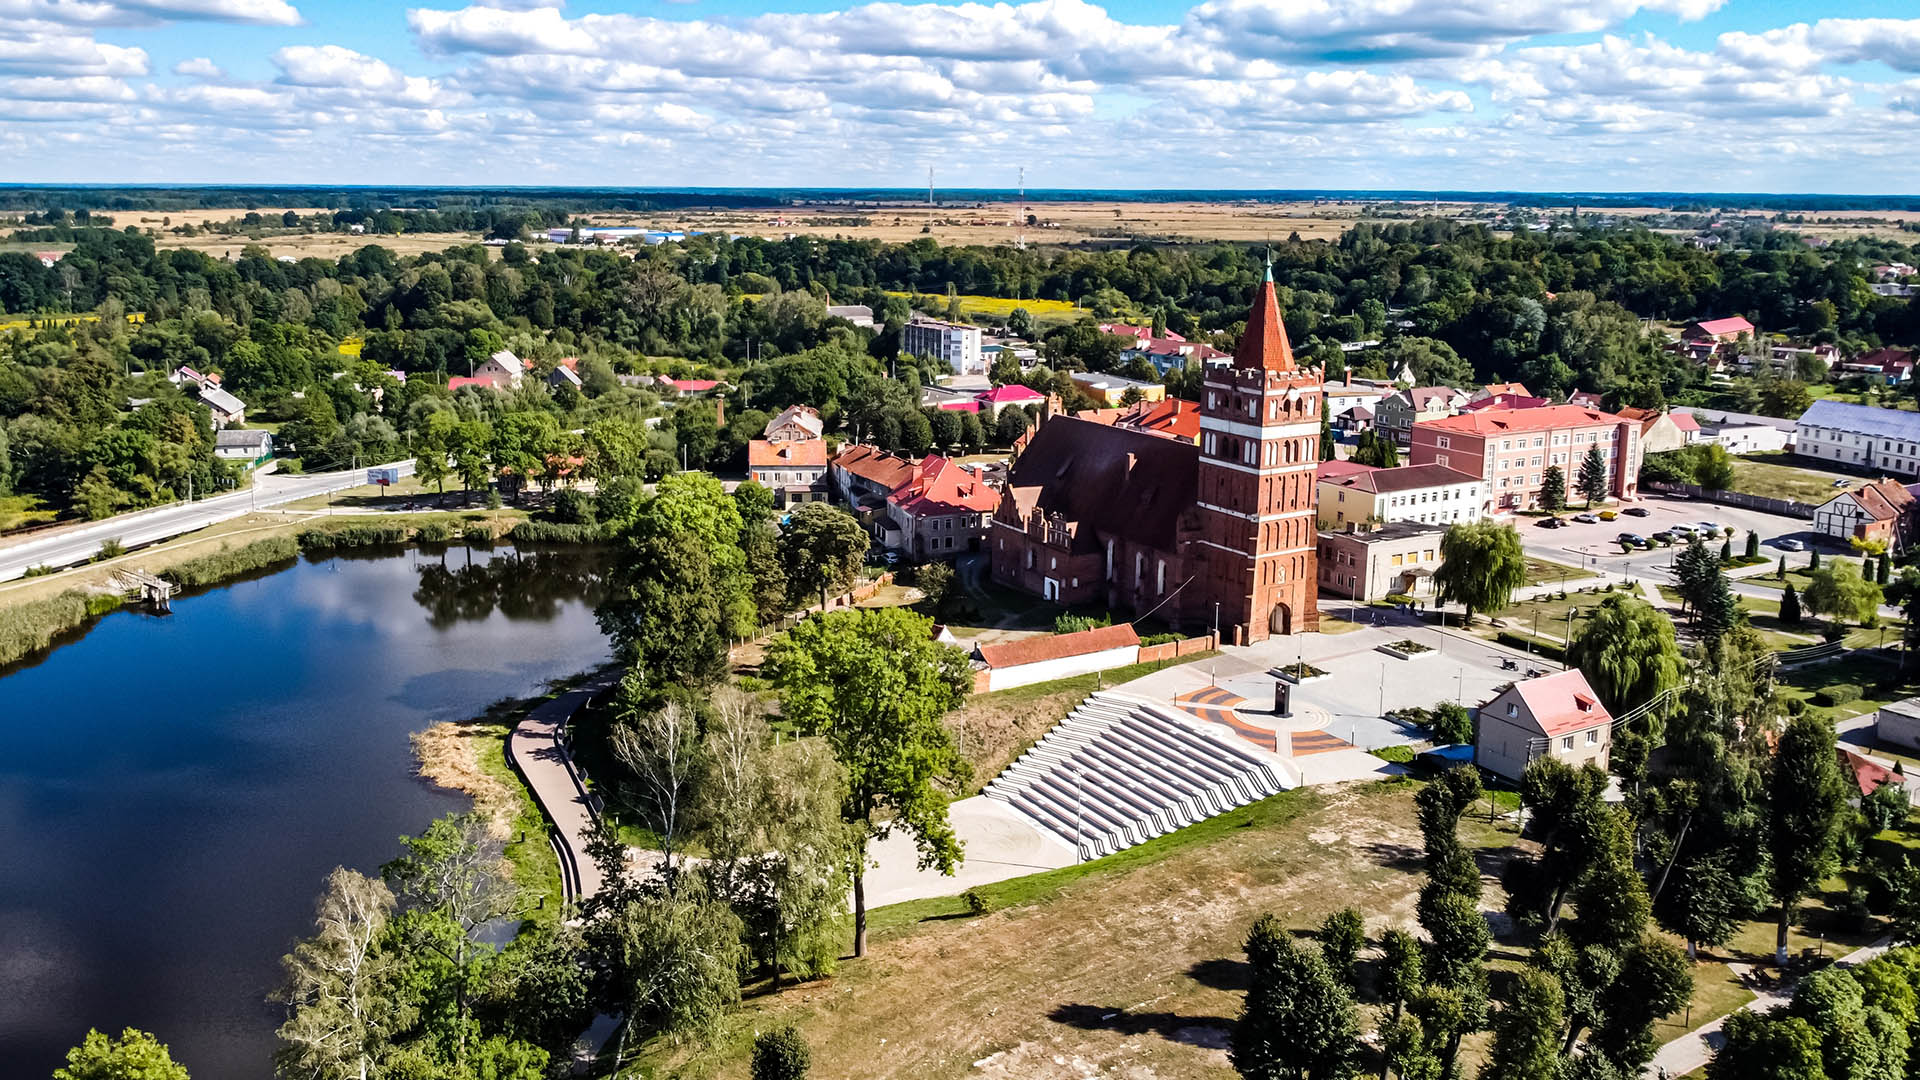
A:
[4,0,1919,193]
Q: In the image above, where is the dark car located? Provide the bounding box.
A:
[1537,517,1566,529]
[1622,506,1650,517]
[1618,532,1648,548]
[1651,530,1675,544]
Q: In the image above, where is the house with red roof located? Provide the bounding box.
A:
[1813,477,1918,551]
[1410,404,1642,515]
[657,376,721,396]
[748,439,829,507]
[1567,389,1604,409]
[1475,669,1613,780]
[1617,406,1701,453]
[1462,393,1549,413]
[884,453,1000,558]
[1838,748,1897,800]
[1684,316,1756,343]
[973,623,1142,692]
[1473,382,1532,401]
[978,384,1046,417]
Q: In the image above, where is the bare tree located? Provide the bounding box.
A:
[610,690,704,879]
[272,868,401,1080]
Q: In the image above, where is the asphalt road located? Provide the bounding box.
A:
[0,461,411,583]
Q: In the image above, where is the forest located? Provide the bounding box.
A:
[1,219,1916,524]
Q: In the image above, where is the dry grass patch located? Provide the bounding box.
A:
[413,719,519,840]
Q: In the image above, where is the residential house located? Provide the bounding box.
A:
[172,365,246,427]
[1689,408,1795,454]
[747,439,829,507]
[883,454,999,558]
[764,404,825,442]
[991,273,1324,643]
[1617,406,1700,453]
[547,358,583,393]
[828,443,915,512]
[1472,382,1532,402]
[1872,263,1917,281]
[1409,404,1643,515]
[1375,386,1468,440]
[1684,316,1756,343]
[1474,669,1613,781]
[1069,371,1166,407]
[1462,393,1549,413]
[1324,375,1394,421]
[1839,347,1916,385]
[1812,478,1917,550]
[655,376,721,396]
[1795,399,1920,475]
[1315,461,1485,528]
[826,304,875,328]
[1315,521,1447,602]
[213,428,273,462]
[1337,406,1376,434]
[473,349,526,389]
[977,384,1046,418]
[902,316,985,376]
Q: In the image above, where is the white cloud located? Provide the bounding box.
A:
[172,56,223,78]
[0,0,301,26]
[1718,19,1920,74]
[0,24,148,76]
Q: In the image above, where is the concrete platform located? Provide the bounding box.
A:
[862,796,1078,908]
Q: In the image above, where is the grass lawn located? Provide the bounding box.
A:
[1777,650,1913,720]
[475,723,566,920]
[1521,556,1594,589]
[631,780,1533,1080]
[1728,452,1863,505]
[1491,586,1637,643]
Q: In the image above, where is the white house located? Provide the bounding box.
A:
[214,428,273,461]
[902,316,985,376]
[1795,400,1920,476]
[1474,670,1613,782]
[473,349,526,389]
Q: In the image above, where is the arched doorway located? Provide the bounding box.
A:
[1270,602,1292,636]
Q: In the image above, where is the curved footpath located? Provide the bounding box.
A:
[505,673,619,907]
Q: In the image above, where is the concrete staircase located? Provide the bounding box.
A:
[982,690,1298,860]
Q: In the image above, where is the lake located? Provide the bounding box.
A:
[0,544,612,1078]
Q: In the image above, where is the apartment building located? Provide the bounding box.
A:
[1409,404,1642,515]
[902,316,985,376]
[1315,521,1446,602]
[1796,400,1920,476]
[1316,461,1484,528]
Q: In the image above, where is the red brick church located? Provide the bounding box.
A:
[989,269,1322,643]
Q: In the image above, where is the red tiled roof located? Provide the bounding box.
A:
[1462,394,1549,412]
[980,385,1045,403]
[1840,748,1896,798]
[1843,478,1915,523]
[1317,460,1378,482]
[1419,404,1625,436]
[976,623,1141,669]
[1483,382,1531,397]
[668,378,719,393]
[448,376,493,391]
[1121,397,1202,441]
[749,439,828,469]
[1235,273,1295,371]
[1669,412,1701,432]
[1511,669,1613,737]
[1693,316,1755,337]
[937,400,982,412]
[832,443,915,491]
[891,453,998,516]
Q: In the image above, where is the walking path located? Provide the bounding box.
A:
[504,673,619,907]
[1643,938,1891,1077]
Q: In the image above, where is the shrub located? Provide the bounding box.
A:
[962,889,989,916]
[548,487,596,525]
[508,520,607,544]
[1139,632,1182,646]
[1494,631,1565,662]
[1370,745,1417,764]
[1432,701,1475,745]
[485,489,503,510]
[752,1027,811,1080]
[297,523,408,550]
[463,523,497,544]
[96,538,125,560]
[22,564,56,577]
[412,520,454,543]
[1053,612,1111,634]
[0,589,121,667]
[161,536,298,588]
[1813,683,1862,706]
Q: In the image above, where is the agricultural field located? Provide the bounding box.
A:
[152,230,492,261]
[884,291,1083,327]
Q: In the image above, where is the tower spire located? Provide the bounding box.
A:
[1234,267,1294,371]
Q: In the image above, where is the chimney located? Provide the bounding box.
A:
[1344,368,1352,387]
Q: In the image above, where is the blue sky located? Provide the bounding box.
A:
[6,0,1919,192]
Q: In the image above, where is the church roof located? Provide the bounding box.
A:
[1001,416,1198,553]
[1235,266,1295,372]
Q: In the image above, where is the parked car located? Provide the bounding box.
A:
[1668,524,1696,538]
[1572,512,1599,524]
[1833,478,1851,488]
[1694,522,1726,536]
[1776,538,1806,551]
[1599,510,1618,521]
[1537,517,1567,529]
[1651,531,1676,544]
[1618,532,1649,548]
[1621,506,1651,517]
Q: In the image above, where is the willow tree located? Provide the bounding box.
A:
[1433,521,1529,625]
[1566,593,1684,783]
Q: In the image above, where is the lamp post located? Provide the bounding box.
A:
[1213,602,1220,647]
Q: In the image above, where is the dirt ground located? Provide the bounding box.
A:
[641,782,1505,1080]
[945,682,1091,794]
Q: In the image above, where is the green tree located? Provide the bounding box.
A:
[1693,443,1737,491]
[272,868,400,1080]
[1006,306,1035,339]
[1318,396,1335,461]
[600,874,746,1047]
[1480,967,1565,1080]
[1320,907,1366,991]
[54,1029,191,1080]
[1745,530,1760,560]
[1350,429,1400,468]
[1432,701,1474,745]
[671,401,720,470]
[598,472,755,685]
[1878,552,1892,586]
[1709,1011,1827,1080]
[777,503,870,607]
[1801,562,1882,629]
[1433,521,1529,625]
[1230,914,1359,1080]
[1566,594,1683,723]
[1656,854,1743,959]
[1767,714,1848,965]
[752,1027,812,1080]
[762,607,972,956]
[1379,928,1424,1023]
[1577,444,1608,506]
[1780,581,1802,624]
[1539,466,1567,512]
[995,403,1030,447]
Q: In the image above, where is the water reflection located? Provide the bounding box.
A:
[411,546,610,628]
[0,544,611,1079]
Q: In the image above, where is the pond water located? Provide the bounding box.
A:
[0,544,612,1078]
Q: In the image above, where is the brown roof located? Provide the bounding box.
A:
[1365,463,1482,494]
[1000,416,1199,553]
[1847,478,1915,523]
[831,443,914,491]
[749,439,828,469]
[976,623,1141,669]
[1235,272,1295,371]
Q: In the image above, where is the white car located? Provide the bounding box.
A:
[1775,538,1806,551]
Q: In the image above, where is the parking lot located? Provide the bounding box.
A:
[1519,493,1835,581]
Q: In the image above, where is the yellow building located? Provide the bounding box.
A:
[1316,461,1486,529]
[1068,371,1166,407]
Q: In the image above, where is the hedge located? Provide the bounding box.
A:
[412,521,454,543]
[508,520,608,544]
[1494,631,1566,663]
[463,523,498,544]
[1813,684,1862,707]
[160,536,298,588]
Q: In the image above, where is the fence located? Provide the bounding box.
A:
[1645,480,1817,519]
[1136,632,1220,664]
